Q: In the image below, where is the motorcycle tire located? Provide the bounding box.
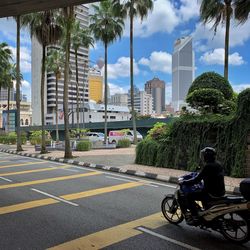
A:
[161,196,184,225]
[220,211,250,244]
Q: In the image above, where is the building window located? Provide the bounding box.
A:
[89,115,91,118]
[25,119,29,125]
[20,119,24,126]
[110,116,116,119]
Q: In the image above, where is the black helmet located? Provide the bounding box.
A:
[200,147,216,163]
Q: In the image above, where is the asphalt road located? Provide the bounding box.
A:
[0,151,249,250]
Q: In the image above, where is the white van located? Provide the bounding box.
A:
[108,130,143,144]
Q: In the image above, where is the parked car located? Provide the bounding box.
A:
[108,130,143,144]
[85,132,105,143]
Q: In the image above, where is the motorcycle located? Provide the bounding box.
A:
[161,172,250,244]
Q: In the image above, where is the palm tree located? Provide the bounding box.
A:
[22,11,62,154]
[112,0,153,144]
[235,0,250,23]
[45,48,64,142]
[200,0,234,80]
[71,20,94,130]
[14,16,24,151]
[61,6,75,159]
[90,0,124,144]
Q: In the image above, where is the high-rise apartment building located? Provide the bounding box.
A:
[172,36,195,112]
[128,88,153,116]
[89,68,103,103]
[145,77,165,114]
[0,88,27,102]
[31,5,89,125]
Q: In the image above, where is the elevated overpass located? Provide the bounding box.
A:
[20,118,174,140]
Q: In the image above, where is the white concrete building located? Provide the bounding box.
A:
[172,36,195,112]
[46,102,131,124]
[128,90,153,116]
[110,93,128,107]
[31,5,89,125]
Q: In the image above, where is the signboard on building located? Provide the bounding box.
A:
[2,110,17,132]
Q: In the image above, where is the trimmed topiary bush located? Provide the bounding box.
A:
[117,138,131,148]
[76,141,92,151]
[188,72,233,100]
[187,88,224,113]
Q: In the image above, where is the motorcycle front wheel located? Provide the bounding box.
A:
[161,196,184,224]
[220,212,250,244]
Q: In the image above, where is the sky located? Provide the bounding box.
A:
[0,0,250,104]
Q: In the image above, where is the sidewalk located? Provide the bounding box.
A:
[0,144,243,194]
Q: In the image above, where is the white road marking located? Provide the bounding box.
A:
[0,176,13,182]
[31,188,79,207]
[137,227,201,250]
[106,176,134,182]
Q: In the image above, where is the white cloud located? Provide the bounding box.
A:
[139,51,172,73]
[12,80,31,101]
[9,46,31,73]
[108,83,129,95]
[123,0,180,37]
[193,19,250,51]
[178,0,200,22]
[0,18,31,45]
[200,48,245,66]
[165,83,172,104]
[107,57,139,79]
[232,84,250,93]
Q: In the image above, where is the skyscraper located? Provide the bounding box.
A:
[145,77,165,114]
[172,36,195,112]
[31,5,89,125]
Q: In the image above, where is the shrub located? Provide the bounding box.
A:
[147,122,172,141]
[117,139,131,148]
[186,88,224,113]
[188,72,233,100]
[76,141,92,151]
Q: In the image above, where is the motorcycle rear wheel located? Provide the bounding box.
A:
[161,196,184,224]
[220,212,250,244]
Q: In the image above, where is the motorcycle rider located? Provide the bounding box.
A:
[181,147,225,225]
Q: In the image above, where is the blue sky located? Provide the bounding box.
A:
[0,0,250,103]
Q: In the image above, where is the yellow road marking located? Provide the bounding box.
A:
[0,171,101,190]
[0,165,69,176]
[61,181,143,201]
[0,182,143,215]
[0,160,12,163]
[0,161,47,170]
[49,212,166,250]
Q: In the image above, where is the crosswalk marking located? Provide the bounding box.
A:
[48,212,166,250]
[0,182,143,215]
[0,161,47,170]
[0,165,68,176]
[0,171,101,190]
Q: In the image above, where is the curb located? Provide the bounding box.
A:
[0,148,240,195]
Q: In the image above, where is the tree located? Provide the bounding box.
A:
[22,11,62,153]
[90,0,124,144]
[45,48,64,142]
[71,21,94,130]
[200,0,234,80]
[186,88,225,113]
[188,72,233,100]
[61,6,75,159]
[235,0,250,23]
[113,0,153,144]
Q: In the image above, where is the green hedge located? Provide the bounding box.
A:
[76,141,92,151]
[136,88,250,178]
[0,133,26,145]
[117,139,131,148]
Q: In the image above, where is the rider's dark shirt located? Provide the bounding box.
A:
[184,161,225,197]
